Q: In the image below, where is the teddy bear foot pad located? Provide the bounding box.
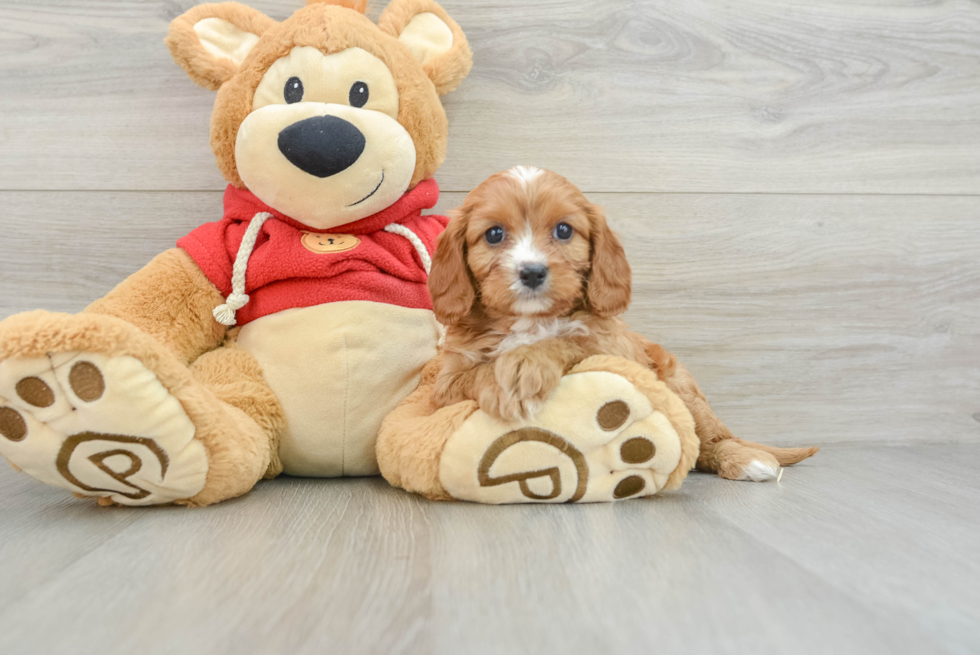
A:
[0,352,208,505]
[439,369,685,504]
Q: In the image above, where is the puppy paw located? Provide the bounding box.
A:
[477,383,535,422]
[736,457,780,481]
[492,348,563,415]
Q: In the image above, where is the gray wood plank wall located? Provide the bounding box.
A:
[1,0,978,448]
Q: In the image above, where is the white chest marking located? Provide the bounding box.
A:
[493,317,589,356]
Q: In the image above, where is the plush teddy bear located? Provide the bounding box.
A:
[378,355,702,504]
[0,0,474,506]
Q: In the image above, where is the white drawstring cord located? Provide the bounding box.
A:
[213,212,273,326]
[384,223,431,275]
[213,217,430,326]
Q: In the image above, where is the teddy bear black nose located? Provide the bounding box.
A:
[277,115,366,178]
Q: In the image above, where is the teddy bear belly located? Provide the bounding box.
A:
[236,301,441,477]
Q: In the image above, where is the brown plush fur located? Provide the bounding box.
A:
[85,249,228,364]
[191,341,287,479]
[308,0,368,12]
[378,0,474,96]
[376,359,477,500]
[165,3,278,91]
[429,168,819,480]
[167,0,472,189]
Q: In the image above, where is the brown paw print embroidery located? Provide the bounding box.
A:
[476,400,660,502]
[477,427,589,502]
[0,353,209,505]
[56,432,171,501]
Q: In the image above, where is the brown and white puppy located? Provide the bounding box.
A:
[427,166,818,481]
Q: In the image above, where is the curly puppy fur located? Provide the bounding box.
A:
[428,167,818,481]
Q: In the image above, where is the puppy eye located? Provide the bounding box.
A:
[349,81,369,108]
[485,226,505,245]
[284,77,304,104]
[554,222,573,240]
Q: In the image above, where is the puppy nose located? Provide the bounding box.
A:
[519,263,549,290]
[277,115,366,178]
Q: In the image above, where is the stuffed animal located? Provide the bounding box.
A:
[378,356,701,503]
[0,0,473,506]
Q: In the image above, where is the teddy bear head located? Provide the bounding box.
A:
[166,0,472,229]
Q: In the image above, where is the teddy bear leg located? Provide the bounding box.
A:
[0,311,271,506]
[189,341,286,484]
[377,360,478,500]
[383,356,700,504]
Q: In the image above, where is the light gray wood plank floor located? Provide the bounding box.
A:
[0,443,977,655]
[1,0,979,653]
[1,0,979,193]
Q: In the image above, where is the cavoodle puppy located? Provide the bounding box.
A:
[427,166,818,481]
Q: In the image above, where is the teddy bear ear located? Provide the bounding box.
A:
[378,0,474,96]
[165,3,278,91]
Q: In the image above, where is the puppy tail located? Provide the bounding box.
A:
[736,439,820,466]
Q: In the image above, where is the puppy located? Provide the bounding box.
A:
[427,166,818,481]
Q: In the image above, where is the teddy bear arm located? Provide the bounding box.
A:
[84,248,228,364]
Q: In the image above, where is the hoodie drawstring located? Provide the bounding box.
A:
[213,212,272,327]
[384,223,431,275]
[212,216,432,326]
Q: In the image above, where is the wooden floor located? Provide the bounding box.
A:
[1,0,979,653]
[0,443,977,655]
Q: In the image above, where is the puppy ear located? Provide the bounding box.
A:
[585,203,632,317]
[379,0,473,95]
[166,3,276,91]
[429,210,475,325]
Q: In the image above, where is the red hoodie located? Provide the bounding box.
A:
[177,179,448,326]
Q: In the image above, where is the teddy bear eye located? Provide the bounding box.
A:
[349,81,369,108]
[554,222,573,240]
[284,77,304,104]
[485,226,505,245]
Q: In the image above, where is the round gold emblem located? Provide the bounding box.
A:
[301,232,361,254]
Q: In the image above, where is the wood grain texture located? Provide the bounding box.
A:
[1,0,979,193]
[0,443,976,655]
[1,3,978,654]
[2,190,977,446]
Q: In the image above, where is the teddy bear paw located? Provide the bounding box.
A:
[0,352,208,505]
[438,368,688,504]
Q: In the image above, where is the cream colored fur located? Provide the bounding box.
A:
[238,302,440,477]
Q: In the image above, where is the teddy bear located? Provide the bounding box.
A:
[0,0,805,507]
[0,0,475,506]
